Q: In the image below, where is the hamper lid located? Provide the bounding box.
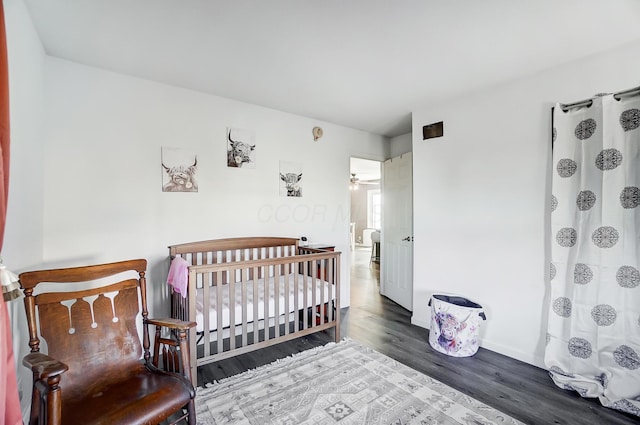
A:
[432,294,482,309]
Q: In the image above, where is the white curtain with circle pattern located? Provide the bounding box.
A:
[546,93,640,417]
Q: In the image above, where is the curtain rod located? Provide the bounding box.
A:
[613,84,640,100]
[560,84,640,112]
[560,99,593,112]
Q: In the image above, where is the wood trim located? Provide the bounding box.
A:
[195,322,337,367]
[19,259,147,290]
[169,237,300,256]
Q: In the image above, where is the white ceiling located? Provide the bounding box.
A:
[23,0,640,137]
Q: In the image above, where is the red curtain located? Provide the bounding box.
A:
[0,3,22,425]
[1,303,21,425]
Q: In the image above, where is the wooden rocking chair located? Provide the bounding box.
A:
[19,259,197,425]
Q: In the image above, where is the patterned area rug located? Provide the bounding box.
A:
[195,339,523,424]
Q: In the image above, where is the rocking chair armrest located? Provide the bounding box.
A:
[147,318,196,382]
[146,317,196,331]
[23,352,69,379]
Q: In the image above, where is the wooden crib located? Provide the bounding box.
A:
[168,237,341,382]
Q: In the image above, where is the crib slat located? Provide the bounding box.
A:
[293,261,299,332]
[229,274,236,351]
[312,259,318,328]
[188,267,197,382]
[264,267,270,342]
[328,258,334,322]
[253,266,259,345]
[221,251,228,286]
[247,248,254,280]
[241,268,247,347]
[202,272,211,358]
[302,260,308,330]
[283,264,290,335]
[216,270,223,355]
[274,265,280,339]
[319,260,325,326]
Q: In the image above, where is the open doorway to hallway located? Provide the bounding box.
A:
[349,157,382,288]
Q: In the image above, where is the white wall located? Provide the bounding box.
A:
[411,38,640,367]
[4,0,47,418]
[3,0,45,270]
[40,57,387,312]
[4,5,387,417]
[390,132,412,157]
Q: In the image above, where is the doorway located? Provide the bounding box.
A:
[349,157,382,289]
[349,154,413,313]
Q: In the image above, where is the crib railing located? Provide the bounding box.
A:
[169,241,340,383]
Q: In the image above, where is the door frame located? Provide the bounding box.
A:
[348,155,384,297]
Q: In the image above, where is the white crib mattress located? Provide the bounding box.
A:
[195,273,334,333]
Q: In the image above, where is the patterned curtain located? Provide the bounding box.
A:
[546,93,640,417]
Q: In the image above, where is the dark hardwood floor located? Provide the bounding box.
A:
[198,247,638,425]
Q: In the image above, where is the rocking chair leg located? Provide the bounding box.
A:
[186,399,196,425]
[40,375,63,425]
[29,385,41,425]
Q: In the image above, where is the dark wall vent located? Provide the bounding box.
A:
[422,121,443,140]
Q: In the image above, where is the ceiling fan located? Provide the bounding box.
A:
[350,173,379,187]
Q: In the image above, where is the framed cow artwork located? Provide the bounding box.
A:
[227,127,256,169]
[279,161,303,197]
[161,147,198,192]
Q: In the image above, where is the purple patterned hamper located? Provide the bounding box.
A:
[428,294,486,357]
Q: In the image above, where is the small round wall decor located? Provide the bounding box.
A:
[312,126,323,141]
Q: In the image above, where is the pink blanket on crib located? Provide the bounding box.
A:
[167,256,189,298]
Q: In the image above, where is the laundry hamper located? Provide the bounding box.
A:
[428,294,486,357]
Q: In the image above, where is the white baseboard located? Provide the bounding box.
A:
[411,315,430,329]
[480,340,545,369]
[411,315,545,368]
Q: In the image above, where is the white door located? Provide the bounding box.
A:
[381,153,413,311]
